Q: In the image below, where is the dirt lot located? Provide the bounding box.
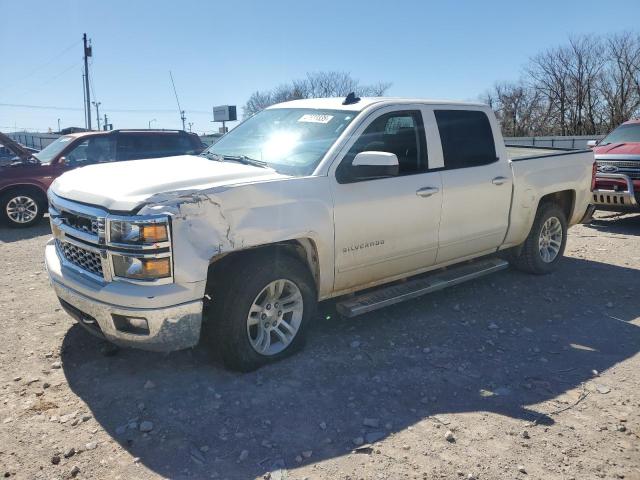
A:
[0,213,639,480]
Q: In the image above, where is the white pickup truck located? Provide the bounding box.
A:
[45,96,595,371]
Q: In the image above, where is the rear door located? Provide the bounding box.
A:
[331,107,443,292]
[433,108,512,263]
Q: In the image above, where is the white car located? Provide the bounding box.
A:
[45,95,595,371]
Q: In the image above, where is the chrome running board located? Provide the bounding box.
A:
[335,257,509,318]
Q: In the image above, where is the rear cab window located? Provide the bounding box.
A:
[434,110,496,169]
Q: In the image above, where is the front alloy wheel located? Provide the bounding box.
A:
[206,252,316,372]
[247,279,304,356]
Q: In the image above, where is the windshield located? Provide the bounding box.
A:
[203,108,358,176]
[600,123,640,145]
[34,135,75,164]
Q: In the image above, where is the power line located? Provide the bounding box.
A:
[6,62,83,99]
[0,102,212,114]
[0,39,82,91]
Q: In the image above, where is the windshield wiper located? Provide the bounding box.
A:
[199,151,269,168]
[199,151,223,161]
[219,154,269,168]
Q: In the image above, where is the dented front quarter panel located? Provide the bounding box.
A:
[138,176,336,299]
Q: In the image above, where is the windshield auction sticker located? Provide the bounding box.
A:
[298,114,334,124]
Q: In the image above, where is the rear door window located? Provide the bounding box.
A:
[434,110,496,169]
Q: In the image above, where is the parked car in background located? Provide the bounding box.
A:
[0,129,205,227]
[0,140,38,167]
[589,119,640,213]
[45,96,594,371]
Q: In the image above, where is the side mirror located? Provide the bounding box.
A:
[587,140,599,148]
[57,156,67,165]
[350,151,399,180]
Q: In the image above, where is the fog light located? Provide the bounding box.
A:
[112,314,150,335]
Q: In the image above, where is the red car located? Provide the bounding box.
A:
[590,119,640,213]
[0,129,205,227]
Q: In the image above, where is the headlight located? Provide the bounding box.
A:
[112,255,171,280]
[109,219,169,245]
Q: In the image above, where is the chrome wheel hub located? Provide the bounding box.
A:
[6,196,38,224]
[538,216,562,263]
[247,279,303,356]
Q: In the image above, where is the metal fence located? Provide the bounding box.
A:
[7,132,60,150]
[504,135,605,150]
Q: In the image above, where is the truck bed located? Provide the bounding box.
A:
[501,146,594,249]
[506,144,590,161]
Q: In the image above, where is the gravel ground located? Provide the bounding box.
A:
[0,212,639,480]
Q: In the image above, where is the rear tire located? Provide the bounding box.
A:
[508,202,567,275]
[0,190,45,228]
[204,251,317,372]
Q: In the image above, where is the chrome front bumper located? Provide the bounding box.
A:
[46,240,203,351]
[592,173,638,209]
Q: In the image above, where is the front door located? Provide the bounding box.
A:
[332,108,443,292]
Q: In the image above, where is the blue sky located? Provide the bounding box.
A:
[1,0,639,134]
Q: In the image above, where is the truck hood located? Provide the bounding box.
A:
[593,142,640,156]
[51,155,288,211]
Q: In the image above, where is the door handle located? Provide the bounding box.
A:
[416,186,440,198]
[492,176,509,185]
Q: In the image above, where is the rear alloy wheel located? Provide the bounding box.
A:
[508,202,567,274]
[1,192,44,228]
[538,216,563,263]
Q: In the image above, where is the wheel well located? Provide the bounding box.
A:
[206,239,320,292]
[539,190,575,221]
[0,184,47,206]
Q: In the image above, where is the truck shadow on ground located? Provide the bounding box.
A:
[60,252,640,479]
[586,212,640,235]
[0,217,50,242]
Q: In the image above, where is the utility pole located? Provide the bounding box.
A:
[92,101,101,130]
[83,33,93,130]
[103,113,109,131]
[57,118,61,133]
[148,118,156,129]
[188,122,193,132]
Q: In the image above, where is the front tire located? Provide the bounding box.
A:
[1,191,45,228]
[508,202,568,274]
[204,251,317,372]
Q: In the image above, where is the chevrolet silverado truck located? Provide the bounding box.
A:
[45,96,595,371]
[588,119,640,212]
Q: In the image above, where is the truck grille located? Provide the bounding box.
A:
[62,212,102,235]
[57,240,104,278]
[596,160,640,179]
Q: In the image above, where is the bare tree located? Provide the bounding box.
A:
[243,71,392,117]
[486,33,640,137]
[482,82,544,136]
[599,32,640,130]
